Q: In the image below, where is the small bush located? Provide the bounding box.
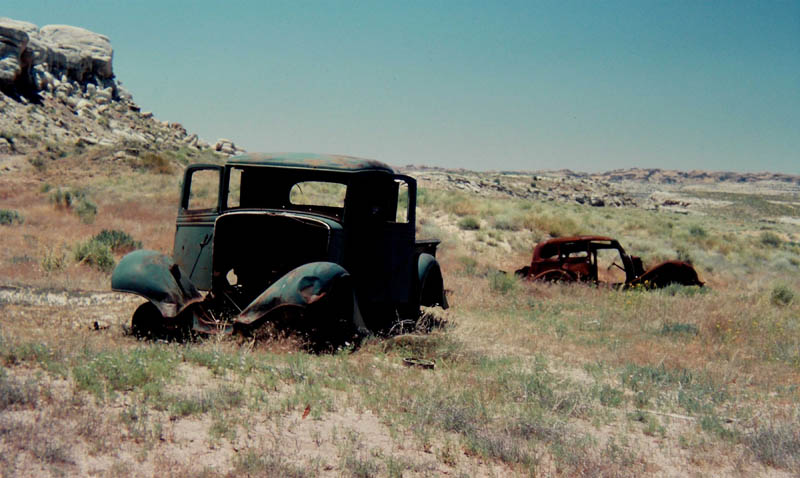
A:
[771,284,794,306]
[40,248,67,273]
[93,229,142,253]
[458,256,480,276]
[492,214,520,231]
[0,209,23,225]
[0,374,38,410]
[48,187,98,223]
[745,421,800,469]
[49,188,77,208]
[760,231,783,248]
[489,270,516,295]
[675,245,693,264]
[688,225,707,238]
[659,322,699,336]
[458,216,481,231]
[75,198,97,224]
[73,239,115,272]
[131,152,173,174]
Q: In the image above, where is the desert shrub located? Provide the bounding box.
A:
[760,231,783,248]
[771,284,794,306]
[0,209,23,225]
[489,270,516,295]
[75,198,97,224]
[458,216,481,231]
[458,256,480,275]
[48,187,98,223]
[49,188,77,208]
[745,420,800,469]
[659,322,699,336]
[73,238,115,272]
[40,248,67,273]
[131,152,173,174]
[0,374,38,410]
[688,225,707,238]
[675,245,694,264]
[492,214,521,231]
[93,229,142,253]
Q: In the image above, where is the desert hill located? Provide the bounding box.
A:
[0,17,243,165]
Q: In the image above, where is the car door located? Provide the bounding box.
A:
[382,175,416,303]
[173,164,223,290]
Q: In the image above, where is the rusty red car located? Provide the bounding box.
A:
[515,235,703,289]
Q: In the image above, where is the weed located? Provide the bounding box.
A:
[49,187,79,208]
[488,270,516,295]
[130,152,173,174]
[41,247,67,272]
[73,238,115,272]
[595,384,624,407]
[700,415,737,441]
[232,447,312,477]
[744,420,800,470]
[458,216,481,231]
[0,374,39,410]
[75,197,97,223]
[92,229,143,253]
[675,245,694,264]
[458,255,480,275]
[0,209,24,225]
[760,231,783,248]
[689,225,707,238]
[119,404,162,443]
[659,322,699,336]
[771,284,794,306]
[72,346,178,401]
[48,187,97,222]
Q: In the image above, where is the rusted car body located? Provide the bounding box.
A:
[516,235,702,289]
[112,153,448,343]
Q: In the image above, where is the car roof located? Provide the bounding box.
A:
[226,153,394,173]
[533,235,619,259]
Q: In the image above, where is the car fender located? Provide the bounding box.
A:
[233,261,370,335]
[630,260,704,289]
[418,253,448,309]
[111,250,203,318]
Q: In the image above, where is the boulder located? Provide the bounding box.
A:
[39,25,113,81]
[0,18,114,92]
[0,18,31,85]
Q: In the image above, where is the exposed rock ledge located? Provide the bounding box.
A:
[0,17,118,98]
[0,17,246,157]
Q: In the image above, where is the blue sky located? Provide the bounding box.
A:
[5,1,799,173]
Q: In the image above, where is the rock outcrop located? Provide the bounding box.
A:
[0,18,117,97]
[0,17,245,161]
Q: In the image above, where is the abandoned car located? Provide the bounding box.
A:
[515,235,703,289]
[111,153,448,342]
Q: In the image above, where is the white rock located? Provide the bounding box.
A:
[0,18,29,84]
[39,24,113,80]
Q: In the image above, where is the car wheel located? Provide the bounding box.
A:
[131,302,165,339]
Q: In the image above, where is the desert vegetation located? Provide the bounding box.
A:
[0,143,799,477]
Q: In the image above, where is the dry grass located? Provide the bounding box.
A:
[1,145,799,476]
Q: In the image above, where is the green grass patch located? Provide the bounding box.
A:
[0,209,24,225]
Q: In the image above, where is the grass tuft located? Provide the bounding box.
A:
[0,209,24,225]
[73,237,115,272]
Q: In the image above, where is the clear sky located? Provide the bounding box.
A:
[4,1,799,173]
